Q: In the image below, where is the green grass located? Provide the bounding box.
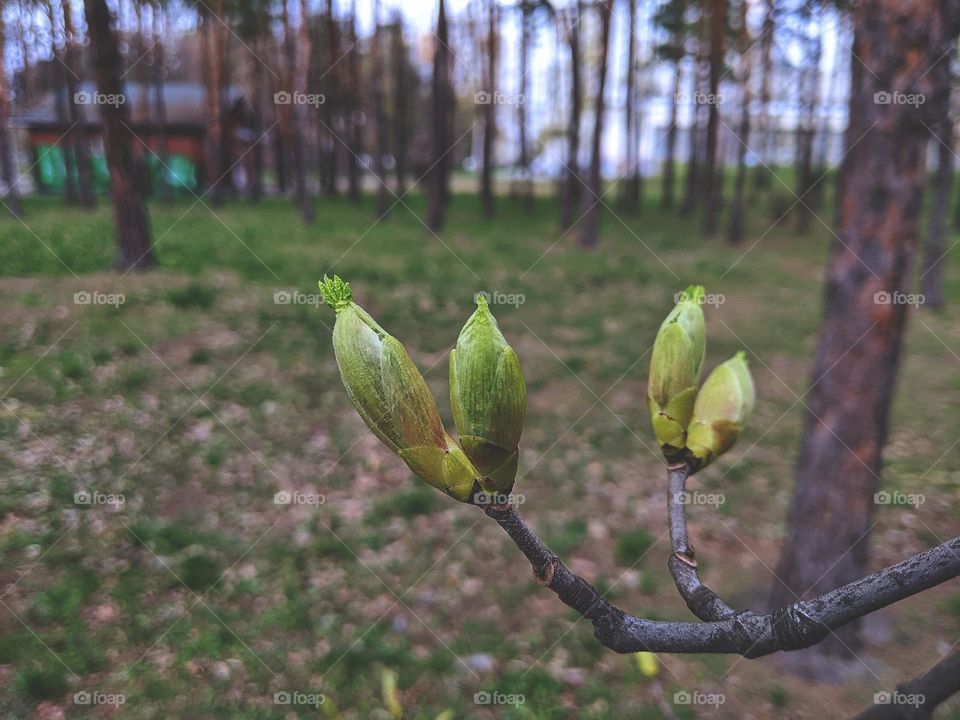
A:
[0,188,958,718]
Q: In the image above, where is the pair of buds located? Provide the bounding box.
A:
[647,286,755,471]
[319,276,525,504]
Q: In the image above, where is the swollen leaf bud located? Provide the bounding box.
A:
[320,275,481,502]
[685,351,755,471]
[647,286,706,461]
[449,294,527,493]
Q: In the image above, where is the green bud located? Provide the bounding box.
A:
[449,294,527,493]
[647,286,706,460]
[685,351,755,470]
[320,275,481,502]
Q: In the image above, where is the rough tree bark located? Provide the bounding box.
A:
[83,0,155,270]
[559,1,582,231]
[427,0,454,232]
[770,0,960,669]
[577,0,612,248]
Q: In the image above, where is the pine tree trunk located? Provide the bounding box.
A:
[701,0,726,236]
[428,0,454,231]
[371,0,389,216]
[559,2,581,231]
[480,0,497,219]
[661,38,683,210]
[151,0,173,205]
[727,0,752,244]
[577,0,611,248]
[391,19,408,198]
[83,0,155,270]
[752,0,774,190]
[346,8,361,203]
[621,0,638,210]
[292,0,315,223]
[770,0,958,670]
[200,2,225,205]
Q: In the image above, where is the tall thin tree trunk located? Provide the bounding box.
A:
[577,0,611,248]
[795,11,822,234]
[621,0,638,210]
[371,0,389,216]
[391,18,408,198]
[727,0,752,244]
[0,10,22,218]
[701,0,726,236]
[770,0,958,670]
[200,2,225,205]
[247,33,265,202]
[753,0,774,190]
[480,0,497,219]
[83,0,155,270]
[559,2,582,230]
[428,0,454,231]
[346,5,362,203]
[46,0,78,203]
[661,2,685,210]
[320,0,339,196]
[516,5,532,207]
[921,40,955,310]
[62,0,95,208]
[682,10,706,214]
[292,0,315,223]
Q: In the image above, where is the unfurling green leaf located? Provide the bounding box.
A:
[686,351,755,471]
[320,276,481,502]
[450,294,527,493]
[647,286,706,461]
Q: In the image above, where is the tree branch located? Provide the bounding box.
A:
[667,462,737,621]
[855,649,960,719]
[483,504,960,656]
